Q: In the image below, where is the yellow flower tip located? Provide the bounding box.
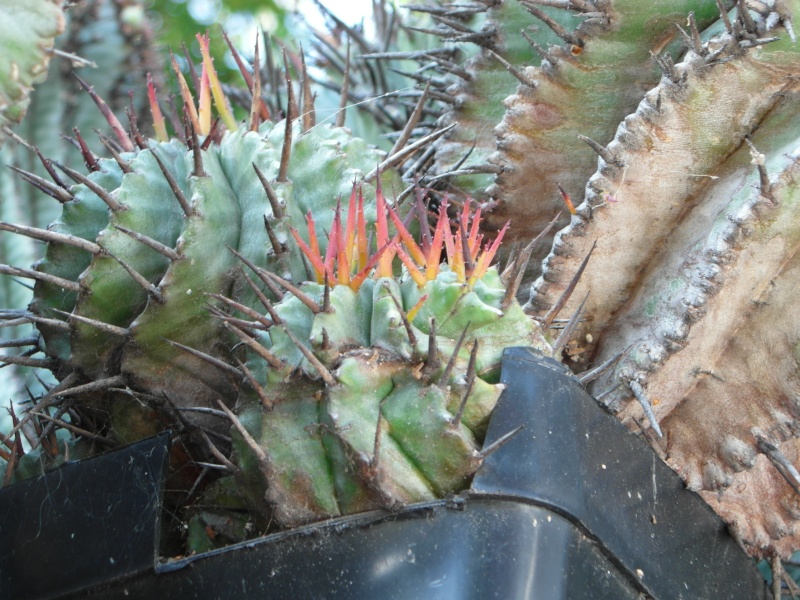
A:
[450,235,466,283]
[395,244,427,288]
[324,225,338,280]
[290,226,327,285]
[305,211,322,267]
[170,51,200,132]
[198,67,212,135]
[356,188,368,272]
[374,184,395,278]
[301,185,503,293]
[471,220,509,282]
[426,204,448,281]
[375,181,389,247]
[468,204,482,246]
[374,244,397,280]
[406,294,428,322]
[344,185,359,266]
[331,208,351,287]
[147,73,168,143]
[387,201,425,266]
[443,217,455,266]
[197,33,238,132]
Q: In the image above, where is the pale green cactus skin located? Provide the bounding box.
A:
[228,268,550,529]
[0,0,156,398]
[0,0,65,145]
[1,0,156,243]
[0,0,65,386]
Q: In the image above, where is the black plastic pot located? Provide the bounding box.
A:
[0,348,770,599]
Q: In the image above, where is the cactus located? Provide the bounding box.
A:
[9,58,402,419]
[220,195,549,532]
[0,36,551,550]
[524,5,800,556]
[0,0,158,399]
[0,0,65,145]
[4,0,800,562]
[2,0,158,236]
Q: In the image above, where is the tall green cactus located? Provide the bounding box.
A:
[0,0,65,145]
[0,0,158,401]
[23,114,402,422]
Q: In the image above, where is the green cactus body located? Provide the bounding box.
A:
[0,35,555,543]
[0,0,65,145]
[25,119,398,414]
[225,202,551,528]
[0,0,157,398]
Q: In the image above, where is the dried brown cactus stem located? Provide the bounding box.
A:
[422,1,588,197]
[477,0,723,236]
[662,235,800,556]
[529,42,800,364]
[407,1,727,317]
[528,20,800,555]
